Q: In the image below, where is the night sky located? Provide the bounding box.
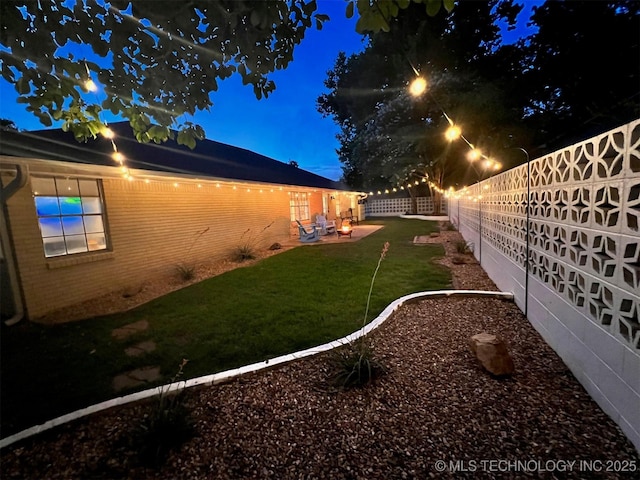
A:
[0,0,542,181]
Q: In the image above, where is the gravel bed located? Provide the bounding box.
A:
[2,226,638,479]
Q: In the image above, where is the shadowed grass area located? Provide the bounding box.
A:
[1,218,450,437]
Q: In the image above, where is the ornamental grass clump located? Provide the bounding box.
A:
[231,221,274,262]
[175,226,210,282]
[132,359,194,467]
[331,242,389,389]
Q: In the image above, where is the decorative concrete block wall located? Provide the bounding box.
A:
[365,196,447,216]
[449,119,640,451]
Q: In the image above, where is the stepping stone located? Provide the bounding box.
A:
[413,235,431,244]
[112,366,161,392]
[111,319,149,340]
[124,340,157,357]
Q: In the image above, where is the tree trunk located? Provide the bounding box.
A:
[433,191,442,215]
[409,190,418,214]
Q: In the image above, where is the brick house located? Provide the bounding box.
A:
[0,123,363,322]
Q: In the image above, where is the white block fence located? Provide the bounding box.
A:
[448,119,640,451]
[365,196,447,216]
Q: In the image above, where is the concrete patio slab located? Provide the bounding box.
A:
[290,224,384,246]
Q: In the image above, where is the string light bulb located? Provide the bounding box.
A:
[84,78,98,92]
[101,127,115,139]
[409,77,427,97]
[467,148,482,162]
[445,125,461,141]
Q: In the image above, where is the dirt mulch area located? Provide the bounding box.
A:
[36,245,297,324]
[2,223,638,479]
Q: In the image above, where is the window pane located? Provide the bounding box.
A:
[39,217,63,237]
[62,216,85,235]
[83,215,104,233]
[87,233,107,251]
[65,235,88,254]
[34,177,108,258]
[78,179,99,196]
[35,196,61,216]
[82,197,102,214]
[43,237,67,257]
[31,177,57,196]
[56,178,79,195]
[59,197,83,215]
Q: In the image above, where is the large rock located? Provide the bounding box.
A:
[469,332,515,376]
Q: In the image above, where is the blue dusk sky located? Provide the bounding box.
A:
[0,0,541,181]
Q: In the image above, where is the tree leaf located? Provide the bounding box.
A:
[148,125,171,143]
[426,0,441,16]
[177,130,196,149]
[346,1,354,19]
[16,77,30,95]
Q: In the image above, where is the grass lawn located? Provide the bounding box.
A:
[1,218,451,437]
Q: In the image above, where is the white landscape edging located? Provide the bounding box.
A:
[0,289,513,450]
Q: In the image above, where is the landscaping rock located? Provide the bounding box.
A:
[122,284,144,298]
[469,332,515,376]
[269,242,282,250]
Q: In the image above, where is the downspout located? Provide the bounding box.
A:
[1,163,28,326]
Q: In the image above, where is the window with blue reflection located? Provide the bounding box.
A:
[59,197,83,215]
[32,177,108,258]
[35,197,60,216]
[38,217,63,237]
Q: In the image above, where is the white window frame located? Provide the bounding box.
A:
[32,176,109,258]
[289,191,310,221]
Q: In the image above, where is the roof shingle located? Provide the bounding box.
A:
[0,122,346,190]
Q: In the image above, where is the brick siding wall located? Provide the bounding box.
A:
[3,168,346,321]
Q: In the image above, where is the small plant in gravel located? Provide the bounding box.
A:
[174,262,196,281]
[444,221,457,231]
[331,242,389,389]
[231,221,274,262]
[455,239,473,254]
[175,227,210,282]
[132,359,194,467]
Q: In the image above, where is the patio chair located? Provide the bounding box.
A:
[340,208,359,225]
[315,214,336,235]
[296,220,320,243]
